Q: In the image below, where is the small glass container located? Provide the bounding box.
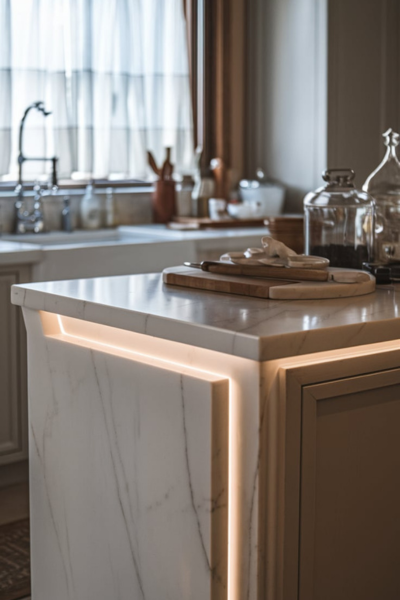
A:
[80,183,102,229]
[176,174,193,217]
[304,168,375,269]
[363,129,400,262]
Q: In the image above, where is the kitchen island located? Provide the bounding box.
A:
[12,274,400,600]
[0,225,267,475]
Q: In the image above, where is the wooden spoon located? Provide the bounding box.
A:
[147,151,161,177]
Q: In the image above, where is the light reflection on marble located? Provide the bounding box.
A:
[26,310,230,600]
[22,308,262,600]
[0,240,43,264]
[12,275,400,361]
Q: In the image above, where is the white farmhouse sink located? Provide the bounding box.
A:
[2,228,147,247]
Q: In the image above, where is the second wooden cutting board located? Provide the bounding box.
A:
[163,266,376,300]
[164,266,288,298]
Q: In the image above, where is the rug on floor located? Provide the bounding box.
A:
[0,519,30,600]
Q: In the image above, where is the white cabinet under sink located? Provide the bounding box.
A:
[0,265,30,468]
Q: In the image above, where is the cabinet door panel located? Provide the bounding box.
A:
[0,268,29,465]
[299,369,400,600]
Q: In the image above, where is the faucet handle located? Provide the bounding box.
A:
[33,183,43,210]
[51,157,58,190]
[33,181,42,194]
[61,195,72,232]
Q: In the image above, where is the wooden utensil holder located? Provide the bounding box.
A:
[152,179,176,223]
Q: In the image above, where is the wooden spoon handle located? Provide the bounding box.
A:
[147,151,161,177]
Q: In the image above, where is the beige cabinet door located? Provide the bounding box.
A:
[262,351,400,600]
[299,369,400,600]
[0,266,30,465]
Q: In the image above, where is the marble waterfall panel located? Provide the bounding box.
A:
[26,312,229,600]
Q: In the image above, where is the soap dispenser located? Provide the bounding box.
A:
[363,129,400,262]
[80,182,101,229]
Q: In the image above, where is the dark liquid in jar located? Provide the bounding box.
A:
[310,244,369,269]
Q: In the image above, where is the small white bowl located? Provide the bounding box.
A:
[226,203,255,219]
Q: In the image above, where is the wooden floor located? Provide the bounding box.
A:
[0,482,30,599]
[0,482,29,526]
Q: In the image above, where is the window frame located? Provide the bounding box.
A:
[184,0,246,181]
[1,0,246,190]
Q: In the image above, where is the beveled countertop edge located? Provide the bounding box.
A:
[11,281,400,362]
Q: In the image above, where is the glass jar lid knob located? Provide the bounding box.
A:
[383,128,400,148]
[322,168,355,188]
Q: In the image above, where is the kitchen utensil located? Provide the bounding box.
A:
[148,148,174,181]
[150,147,176,223]
[183,261,329,282]
[163,266,375,300]
[147,151,161,177]
[166,266,292,299]
[219,252,329,270]
[161,147,174,180]
[171,216,266,228]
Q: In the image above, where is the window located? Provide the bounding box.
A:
[0,0,194,183]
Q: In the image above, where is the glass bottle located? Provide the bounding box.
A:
[304,168,375,269]
[80,182,102,229]
[176,174,193,216]
[105,187,116,227]
[363,129,400,262]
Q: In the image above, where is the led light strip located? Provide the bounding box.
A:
[55,313,238,600]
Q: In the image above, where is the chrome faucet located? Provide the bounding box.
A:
[61,196,73,232]
[15,101,58,233]
[15,183,45,234]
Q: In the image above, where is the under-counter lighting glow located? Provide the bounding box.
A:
[41,311,400,600]
[57,314,66,335]
[56,314,227,377]
[52,312,239,600]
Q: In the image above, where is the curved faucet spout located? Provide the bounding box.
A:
[18,101,52,170]
[15,101,57,233]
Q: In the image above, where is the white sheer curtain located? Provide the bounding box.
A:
[0,0,193,180]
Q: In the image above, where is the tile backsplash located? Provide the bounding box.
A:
[0,187,153,234]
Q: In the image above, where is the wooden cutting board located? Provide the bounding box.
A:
[170,216,266,229]
[163,266,376,300]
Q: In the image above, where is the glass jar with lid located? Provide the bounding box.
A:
[363,129,400,262]
[304,168,375,269]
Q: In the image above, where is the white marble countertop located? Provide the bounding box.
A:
[0,241,43,265]
[2,224,269,246]
[11,272,400,361]
[121,224,270,241]
[0,225,269,267]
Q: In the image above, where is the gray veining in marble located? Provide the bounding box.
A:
[12,272,400,360]
[27,324,229,600]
